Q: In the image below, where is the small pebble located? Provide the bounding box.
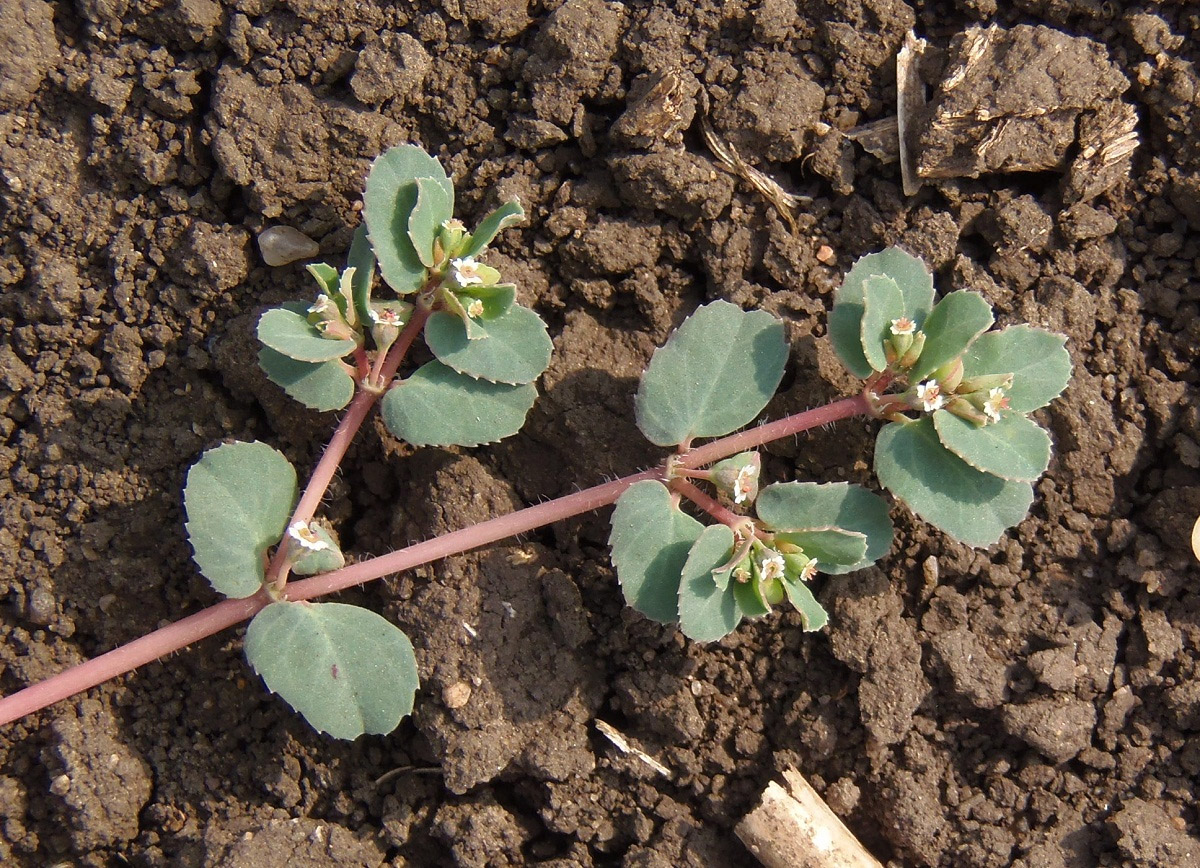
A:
[442,682,472,709]
[816,244,835,264]
[258,226,319,266]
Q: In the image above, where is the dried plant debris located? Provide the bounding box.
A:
[915,24,1135,194]
[612,68,699,151]
[896,31,929,197]
[699,90,807,234]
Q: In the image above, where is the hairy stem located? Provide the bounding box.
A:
[669,478,743,528]
[0,393,872,727]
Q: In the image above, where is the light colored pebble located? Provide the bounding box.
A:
[258,226,319,266]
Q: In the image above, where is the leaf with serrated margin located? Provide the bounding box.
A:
[258,347,355,412]
[829,247,935,379]
[755,482,894,574]
[460,200,525,259]
[184,441,296,599]
[409,176,455,267]
[875,417,1034,547]
[782,579,828,631]
[962,325,1071,412]
[635,300,788,447]
[932,410,1051,482]
[380,360,536,447]
[860,273,906,372]
[365,145,448,294]
[347,225,376,326]
[773,528,868,568]
[678,525,741,641]
[424,305,552,385]
[609,480,705,623]
[245,601,418,739]
[257,303,357,362]
[907,291,994,382]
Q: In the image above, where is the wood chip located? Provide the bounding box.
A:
[594,719,672,779]
[896,30,928,197]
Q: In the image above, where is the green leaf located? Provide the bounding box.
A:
[932,410,1052,482]
[782,579,828,631]
[306,262,339,294]
[245,601,419,740]
[677,525,742,642]
[733,572,771,618]
[907,291,994,383]
[257,304,357,363]
[258,347,356,412]
[635,300,788,447]
[409,176,455,267]
[424,305,552,385]
[365,145,448,294]
[875,417,1035,547]
[380,360,536,447]
[829,247,935,379]
[755,482,894,574]
[184,442,297,599]
[291,525,346,577]
[962,326,1071,412]
[461,200,525,259]
[347,224,376,327]
[773,528,868,568]
[609,480,705,623]
[860,274,906,372]
[459,283,517,321]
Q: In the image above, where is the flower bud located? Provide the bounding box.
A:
[958,372,1014,394]
[710,451,761,506]
[898,330,927,369]
[931,357,964,393]
[944,396,989,426]
[438,219,467,260]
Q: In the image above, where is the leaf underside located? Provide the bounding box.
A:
[635,300,788,447]
[875,417,1034,547]
[424,305,552,385]
[245,601,419,740]
[380,360,536,447]
[772,528,869,568]
[184,441,297,599]
[754,482,894,574]
[347,224,377,327]
[609,480,705,623]
[782,579,829,632]
[258,347,356,412]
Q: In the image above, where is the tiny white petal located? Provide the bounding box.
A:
[799,559,819,582]
[760,553,786,582]
[451,257,484,286]
[287,521,330,552]
[890,317,916,336]
[915,381,945,412]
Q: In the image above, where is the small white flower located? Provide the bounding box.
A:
[465,298,485,318]
[451,257,483,286]
[287,521,330,552]
[915,381,945,412]
[732,464,758,504]
[983,387,1010,423]
[371,307,403,325]
[308,294,335,316]
[441,218,466,232]
[799,559,819,582]
[759,553,786,583]
[890,317,916,336]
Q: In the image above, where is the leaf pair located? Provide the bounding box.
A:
[257,294,359,412]
[183,442,418,739]
[611,479,893,642]
[830,248,1072,546]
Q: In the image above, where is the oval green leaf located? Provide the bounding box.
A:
[829,247,935,379]
[733,572,771,618]
[291,525,346,577]
[860,273,906,372]
[678,525,742,642]
[245,601,419,740]
[184,441,297,599]
[755,482,894,574]
[424,304,552,385]
[932,409,1051,482]
[380,360,536,447]
[258,347,356,412]
[257,304,357,363]
[365,145,448,294]
[635,300,788,447]
[907,291,994,383]
[609,480,705,623]
[409,176,455,267]
[875,417,1035,547]
[782,578,829,632]
[773,527,868,568]
[961,325,1071,412]
[347,224,377,326]
[460,200,525,259]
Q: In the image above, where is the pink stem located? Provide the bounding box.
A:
[0,394,873,727]
[669,478,743,528]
